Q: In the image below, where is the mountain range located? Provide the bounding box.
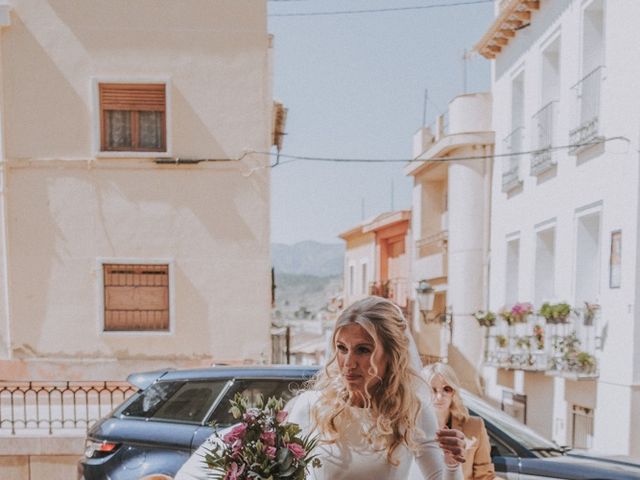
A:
[271,241,344,313]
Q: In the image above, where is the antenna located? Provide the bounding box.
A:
[390,179,395,211]
[463,49,469,94]
[422,88,429,126]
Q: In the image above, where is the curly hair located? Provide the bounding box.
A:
[422,362,469,424]
[307,296,424,465]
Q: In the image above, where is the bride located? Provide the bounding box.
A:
[176,296,464,480]
[285,295,465,479]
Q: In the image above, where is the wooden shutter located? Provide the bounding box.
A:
[103,264,169,331]
[99,83,166,112]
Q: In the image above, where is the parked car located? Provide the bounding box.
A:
[78,366,640,479]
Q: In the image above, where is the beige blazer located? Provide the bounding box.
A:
[451,415,496,480]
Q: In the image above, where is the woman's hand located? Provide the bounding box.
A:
[436,427,466,466]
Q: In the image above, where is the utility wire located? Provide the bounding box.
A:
[255,136,629,166]
[269,0,493,17]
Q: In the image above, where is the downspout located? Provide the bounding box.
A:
[0,3,11,359]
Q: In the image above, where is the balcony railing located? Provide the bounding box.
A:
[415,229,448,258]
[370,277,409,308]
[530,101,557,175]
[569,66,604,152]
[0,381,136,435]
[502,127,523,192]
[484,304,601,379]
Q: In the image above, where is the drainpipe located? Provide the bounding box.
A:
[0,6,12,359]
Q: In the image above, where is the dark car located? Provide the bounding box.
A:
[78,365,316,480]
[79,366,640,480]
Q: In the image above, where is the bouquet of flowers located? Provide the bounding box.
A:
[203,393,321,480]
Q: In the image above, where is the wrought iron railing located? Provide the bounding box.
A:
[0,381,136,435]
[501,127,524,192]
[370,277,409,308]
[569,66,604,151]
[484,304,601,378]
[530,101,557,175]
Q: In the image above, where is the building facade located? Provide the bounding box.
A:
[339,210,411,313]
[406,93,494,388]
[477,0,640,456]
[0,1,279,476]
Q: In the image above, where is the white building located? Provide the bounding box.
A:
[476,0,640,457]
[407,93,494,388]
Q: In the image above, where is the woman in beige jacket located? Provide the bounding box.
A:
[423,363,497,480]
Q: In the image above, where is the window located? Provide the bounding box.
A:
[361,262,368,294]
[99,83,166,152]
[349,264,355,295]
[505,238,520,305]
[534,227,556,306]
[119,380,227,423]
[103,263,170,332]
[211,379,304,427]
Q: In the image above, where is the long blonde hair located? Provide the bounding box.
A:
[422,362,469,423]
[309,296,423,465]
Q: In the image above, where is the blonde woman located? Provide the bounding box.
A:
[286,296,465,480]
[422,363,496,480]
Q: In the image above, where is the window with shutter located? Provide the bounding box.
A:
[99,83,167,152]
[103,263,170,331]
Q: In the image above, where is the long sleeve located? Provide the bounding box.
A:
[471,419,496,480]
[413,401,463,480]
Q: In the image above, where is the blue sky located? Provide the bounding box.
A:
[268,0,494,244]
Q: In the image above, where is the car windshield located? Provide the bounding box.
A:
[117,380,228,424]
[461,390,559,451]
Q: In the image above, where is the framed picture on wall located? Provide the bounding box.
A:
[609,230,622,288]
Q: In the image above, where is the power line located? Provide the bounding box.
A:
[255,136,629,166]
[268,0,493,17]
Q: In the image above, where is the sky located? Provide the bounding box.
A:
[267,0,494,245]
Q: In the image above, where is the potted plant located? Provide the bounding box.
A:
[515,336,531,350]
[533,324,545,350]
[495,334,508,349]
[474,310,496,328]
[511,302,534,323]
[575,351,596,374]
[538,302,571,325]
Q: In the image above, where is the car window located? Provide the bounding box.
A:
[461,390,558,451]
[119,380,228,424]
[210,379,303,427]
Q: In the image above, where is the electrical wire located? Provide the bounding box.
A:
[269,0,493,17]
[255,136,630,166]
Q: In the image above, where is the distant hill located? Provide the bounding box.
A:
[271,241,344,313]
[272,241,344,277]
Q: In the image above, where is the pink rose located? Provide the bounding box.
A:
[264,445,277,459]
[276,410,288,423]
[223,423,247,444]
[224,462,245,480]
[260,430,276,446]
[287,443,306,460]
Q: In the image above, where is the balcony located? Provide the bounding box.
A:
[483,303,600,379]
[569,66,604,153]
[370,277,409,308]
[501,127,524,192]
[530,101,557,175]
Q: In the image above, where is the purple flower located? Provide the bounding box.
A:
[287,443,306,459]
[276,410,288,423]
[260,430,276,446]
[223,423,247,445]
[223,462,245,480]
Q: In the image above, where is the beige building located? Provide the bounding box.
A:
[339,210,412,315]
[0,0,281,476]
[406,93,494,387]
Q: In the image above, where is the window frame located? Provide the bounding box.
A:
[92,78,172,158]
[97,258,175,335]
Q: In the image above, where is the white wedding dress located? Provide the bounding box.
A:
[285,390,462,480]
